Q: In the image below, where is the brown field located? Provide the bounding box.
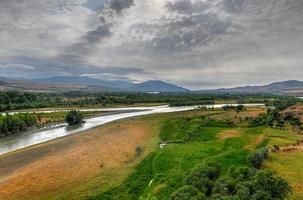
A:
[0,118,158,200]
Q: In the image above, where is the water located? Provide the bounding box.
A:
[0,104,264,155]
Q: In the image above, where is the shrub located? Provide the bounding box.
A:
[247,148,269,169]
[171,185,206,200]
[247,152,263,169]
[65,110,84,126]
[185,162,221,195]
[135,146,144,157]
[254,170,291,200]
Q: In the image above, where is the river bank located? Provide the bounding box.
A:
[0,104,265,156]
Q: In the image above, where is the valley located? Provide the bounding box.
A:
[1,101,303,200]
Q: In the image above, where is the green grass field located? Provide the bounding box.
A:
[86,108,302,200]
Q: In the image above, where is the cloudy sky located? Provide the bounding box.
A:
[0,0,303,89]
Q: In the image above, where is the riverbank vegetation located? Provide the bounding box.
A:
[0,113,37,136]
[1,91,302,112]
[0,111,103,137]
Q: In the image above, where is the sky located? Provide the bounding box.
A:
[0,0,303,89]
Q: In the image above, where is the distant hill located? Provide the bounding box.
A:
[199,80,303,94]
[32,77,189,93]
[2,76,303,95]
[0,77,114,92]
[0,77,189,93]
[130,80,189,93]
[32,76,132,90]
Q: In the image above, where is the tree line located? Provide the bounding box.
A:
[2,91,300,112]
[250,108,302,131]
[0,113,37,137]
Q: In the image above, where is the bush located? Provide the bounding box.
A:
[171,185,206,200]
[185,162,221,196]
[65,110,84,126]
[135,146,144,157]
[247,148,269,169]
[0,113,37,136]
[254,170,291,200]
[172,164,291,200]
[247,152,263,169]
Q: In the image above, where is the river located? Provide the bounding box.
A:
[0,104,264,155]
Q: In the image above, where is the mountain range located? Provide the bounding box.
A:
[1,76,303,95]
[200,80,303,95]
[32,77,189,93]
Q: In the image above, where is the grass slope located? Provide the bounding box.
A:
[90,109,303,200]
[86,110,251,199]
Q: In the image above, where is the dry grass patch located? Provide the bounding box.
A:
[244,134,265,150]
[218,130,241,140]
[0,120,155,200]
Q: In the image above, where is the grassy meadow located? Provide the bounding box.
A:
[87,108,303,200]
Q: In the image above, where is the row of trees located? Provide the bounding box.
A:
[2,91,299,112]
[222,105,246,113]
[0,113,37,136]
[250,109,302,130]
[265,98,299,111]
[171,162,290,200]
[0,110,86,137]
[0,91,64,111]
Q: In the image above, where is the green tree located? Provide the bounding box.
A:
[171,185,206,200]
[65,110,84,126]
[254,170,291,200]
[247,152,263,169]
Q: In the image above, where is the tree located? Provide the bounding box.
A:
[171,185,206,200]
[185,162,221,195]
[235,105,245,113]
[254,170,291,200]
[65,110,84,126]
[0,113,37,136]
[247,152,263,169]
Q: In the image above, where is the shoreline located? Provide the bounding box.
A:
[0,104,265,156]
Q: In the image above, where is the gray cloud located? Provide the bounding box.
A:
[0,0,303,89]
[85,25,111,43]
[109,0,134,13]
[165,0,210,14]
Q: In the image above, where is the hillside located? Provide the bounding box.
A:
[0,77,189,93]
[130,80,189,93]
[2,77,303,94]
[0,77,113,92]
[200,80,303,95]
[33,76,132,90]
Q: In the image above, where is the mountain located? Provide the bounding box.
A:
[131,80,189,92]
[32,76,132,90]
[32,77,189,93]
[200,80,303,94]
[2,76,302,94]
[0,77,114,92]
[0,76,189,93]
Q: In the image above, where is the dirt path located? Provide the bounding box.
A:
[0,119,154,200]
